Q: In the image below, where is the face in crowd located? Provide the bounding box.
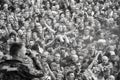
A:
[102,56,109,64]
[84,29,90,36]
[54,53,61,62]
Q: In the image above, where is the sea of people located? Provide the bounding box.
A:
[0,0,120,80]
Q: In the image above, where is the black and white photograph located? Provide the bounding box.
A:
[0,0,119,80]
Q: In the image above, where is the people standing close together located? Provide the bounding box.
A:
[0,0,120,80]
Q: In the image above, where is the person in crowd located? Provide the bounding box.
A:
[0,0,119,80]
[0,42,44,80]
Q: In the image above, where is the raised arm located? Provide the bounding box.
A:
[44,20,56,33]
[45,63,56,80]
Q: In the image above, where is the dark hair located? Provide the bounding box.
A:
[31,43,39,52]
[10,42,23,56]
[9,32,17,38]
[67,71,74,76]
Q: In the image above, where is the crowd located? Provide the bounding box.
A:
[0,0,120,80]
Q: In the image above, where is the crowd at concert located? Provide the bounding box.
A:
[0,0,120,80]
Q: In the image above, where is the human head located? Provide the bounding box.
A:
[7,23,12,30]
[32,32,38,40]
[54,53,61,62]
[18,29,23,36]
[20,27,26,33]
[58,25,63,32]
[56,4,60,10]
[41,55,47,62]
[50,62,60,71]
[0,20,5,26]
[71,54,78,63]
[30,22,35,30]
[46,1,50,9]
[70,64,76,71]
[84,28,90,36]
[65,10,71,18]
[46,18,52,26]
[78,55,84,63]
[107,75,115,80]
[56,72,63,80]
[43,51,49,58]
[67,71,75,80]
[9,31,17,39]
[76,62,81,69]
[3,4,8,9]
[51,6,56,11]
[29,40,35,47]
[31,43,39,52]
[24,22,29,29]
[10,42,26,58]
[113,12,118,19]
[102,56,109,64]
[36,23,42,33]
[41,52,49,62]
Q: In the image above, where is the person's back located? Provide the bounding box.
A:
[0,42,44,80]
[0,59,32,80]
